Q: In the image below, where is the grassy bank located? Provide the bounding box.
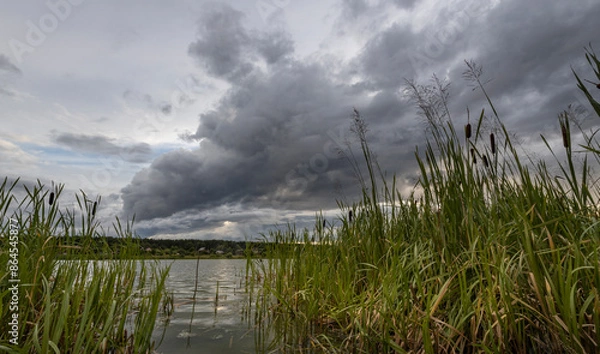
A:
[0,181,171,353]
[249,48,600,353]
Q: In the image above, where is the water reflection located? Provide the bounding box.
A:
[152,259,256,353]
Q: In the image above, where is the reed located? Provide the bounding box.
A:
[0,180,171,353]
[249,48,600,353]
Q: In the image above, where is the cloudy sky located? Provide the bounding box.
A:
[1,0,599,239]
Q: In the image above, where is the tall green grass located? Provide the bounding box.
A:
[249,48,600,353]
[0,180,171,353]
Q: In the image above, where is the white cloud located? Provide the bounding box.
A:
[0,138,38,166]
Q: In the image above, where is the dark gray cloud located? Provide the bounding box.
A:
[358,22,416,89]
[122,143,260,220]
[122,0,600,238]
[188,3,253,81]
[122,59,369,221]
[253,31,294,65]
[188,3,294,83]
[54,133,153,163]
[0,55,21,75]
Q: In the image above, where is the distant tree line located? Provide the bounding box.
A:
[136,238,266,258]
[55,236,267,259]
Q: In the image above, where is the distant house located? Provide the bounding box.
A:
[215,250,225,255]
[145,247,152,252]
[198,247,207,253]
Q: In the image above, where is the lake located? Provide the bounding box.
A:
[150,259,258,353]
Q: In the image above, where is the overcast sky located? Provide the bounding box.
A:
[1,0,599,239]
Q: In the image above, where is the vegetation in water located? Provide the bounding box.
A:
[0,180,171,353]
[248,47,600,353]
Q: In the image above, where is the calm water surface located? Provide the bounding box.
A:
[151,259,257,354]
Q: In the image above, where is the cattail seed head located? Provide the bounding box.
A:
[92,201,97,217]
[348,210,353,223]
[465,124,472,139]
[561,122,570,148]
[470,148,477,164]
[482,155,489,168]
[48,192,55,206]
[490,133,496,154]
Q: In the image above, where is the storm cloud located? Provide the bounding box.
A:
[116,0,600,238]
[122,59,366,222]
[187,3,294,83]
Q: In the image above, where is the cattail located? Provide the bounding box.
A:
[92,201,97,217]
[323,219,326,228]
[482,155,489,168]
[48,192,55,206]
[465,123,472,139]
[561,121,570,149]
[490,133,496,154]
[348,210,353,223]
[470,148,477,164]
[585,79,600,89]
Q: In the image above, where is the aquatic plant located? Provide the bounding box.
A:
[249,47,600,353]
[0,180,170,353]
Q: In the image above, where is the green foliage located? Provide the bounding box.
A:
[49,236,257,259]
[0,181,170,353]
[249,48,600,353]
[135,238,259,259]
